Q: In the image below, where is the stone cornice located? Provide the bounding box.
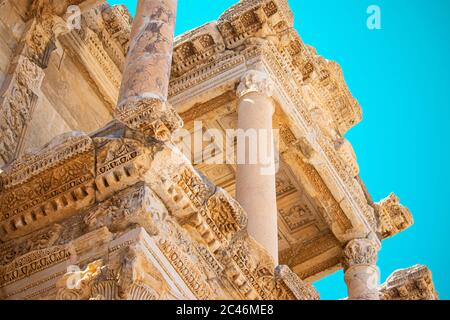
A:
[28,0,104,20]
[165,0,391,243]
[169,0,361,134]
[375,193,414,239]
[0,121,318,300]
[59,27,121,110]
[169,37,379,244]
[380,265,438,300]
[57,4,131,111]
[0,0,111,168]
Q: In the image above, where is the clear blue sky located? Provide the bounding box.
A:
[109,0,450,300]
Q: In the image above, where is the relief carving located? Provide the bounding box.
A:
[342,238,378,271]
[376,193,413,239]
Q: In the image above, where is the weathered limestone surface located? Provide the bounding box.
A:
[0,0,438,300]
[380,265,438,300]
[0,0,128,167]
[0,121,319,300]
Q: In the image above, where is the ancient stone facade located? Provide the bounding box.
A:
[0,0,438,300]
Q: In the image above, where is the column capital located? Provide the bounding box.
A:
[236,70,274,98]
[342,238,379,271]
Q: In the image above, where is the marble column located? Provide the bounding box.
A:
[235,70,279,264]
[115,0,182,138]
[343,238,380,300]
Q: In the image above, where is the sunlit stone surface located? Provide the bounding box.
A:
[0,0,437,300]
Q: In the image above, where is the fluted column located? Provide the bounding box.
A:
[235,70,279,264]
[343,238,380,300]
[115,0,182,139]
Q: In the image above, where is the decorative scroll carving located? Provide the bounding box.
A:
[206,189,247,242]
[342,238,378,271]
[157,236,216,300]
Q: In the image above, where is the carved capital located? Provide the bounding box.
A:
[237,70,274,98]
[342,238,378,271]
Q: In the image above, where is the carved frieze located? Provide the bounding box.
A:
[274,265,320,300]
[0,224,63,266]
[217,0,293,49]
[0,51,46,166]
[0,133,95,240]
[0,245,72,289]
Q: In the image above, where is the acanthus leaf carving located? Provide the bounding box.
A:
[342,238,378,271]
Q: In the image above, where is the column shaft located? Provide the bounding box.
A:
[118,0,177,107]
[235,71,278,264]
[345,265,380,300]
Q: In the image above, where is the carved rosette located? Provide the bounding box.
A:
[342,238,379,271]
[236,70,274,98]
